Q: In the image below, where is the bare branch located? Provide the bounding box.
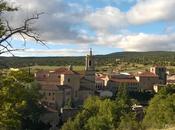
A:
[0,12,46,55]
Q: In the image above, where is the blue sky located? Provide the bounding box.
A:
[3,0,175,56]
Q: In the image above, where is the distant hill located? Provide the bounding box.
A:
[107,51,175,57]
[1,51,175,68]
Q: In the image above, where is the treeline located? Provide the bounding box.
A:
[107,51,175,66]
[1,51,175,68]
[0,57,85,68]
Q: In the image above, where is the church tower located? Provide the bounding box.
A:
[85,48,95,71]
[84,48,96,90]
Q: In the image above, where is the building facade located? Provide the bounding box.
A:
[35,49,96,109]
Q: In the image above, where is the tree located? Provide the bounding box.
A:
[0,69,46,130]
[0,0,44,55]
[61,96,140,130]
[143,85,175,129]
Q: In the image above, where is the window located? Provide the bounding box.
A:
[89,60,91,66]
[68,78,70,82]
[53,92,55,95]
[52,97,55,100]
[49,93,51,96]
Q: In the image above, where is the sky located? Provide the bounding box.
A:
[2,0,175,56]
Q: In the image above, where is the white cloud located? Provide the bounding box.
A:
[127,0,175,24]
[86,0,175,31]
[94,33,175,51]
[3,0,175,54]
[2,48,90,57]
[85,6,127,32]
[4,0,92,44]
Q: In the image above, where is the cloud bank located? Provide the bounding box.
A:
[4,0,175,53]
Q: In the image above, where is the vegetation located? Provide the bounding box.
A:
[143,85,175,129]
[62,85,175,130]
[0,69,47,130]
[61,87,140,130]
[2,51,175,72]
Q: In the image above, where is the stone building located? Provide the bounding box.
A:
[135,66,167,91]
[35,49,96,109]
[98,66,167,94]
[150,66,167,84]
[135,71,159,91]
[106,73,140,94]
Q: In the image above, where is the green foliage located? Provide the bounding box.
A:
[118,113,140,130]
[0,69,44,130]
[62,96,140,130]
[62,81,175,130]
[143,85,175,129]
[117,84,129,103]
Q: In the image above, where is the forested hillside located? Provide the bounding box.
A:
[1,51,175,69]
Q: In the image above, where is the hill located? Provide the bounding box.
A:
[1,51,175,69]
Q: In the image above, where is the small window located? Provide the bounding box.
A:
[52,97,55,100]
[53,93,55,95]
[68,78,70,82]
[89,61,91,66]
[49,93,51,96]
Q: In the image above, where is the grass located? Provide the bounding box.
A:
[22,65,85,73]
[147,126,175,130]
[20,62,175,74]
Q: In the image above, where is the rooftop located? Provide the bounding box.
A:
[136,72,158,77]
[110,78,138,83]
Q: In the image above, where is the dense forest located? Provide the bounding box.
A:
[1,51,175,69]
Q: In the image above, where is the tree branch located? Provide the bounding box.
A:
[0,12,46,55]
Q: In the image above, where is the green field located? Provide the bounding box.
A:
[20,62,175,74]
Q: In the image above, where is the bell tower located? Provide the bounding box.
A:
[84,48,96,91]
[85,48,95,71]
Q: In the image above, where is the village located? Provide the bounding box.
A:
[1,0,175,130]
[34,49,175,128]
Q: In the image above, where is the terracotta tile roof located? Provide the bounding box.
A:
[96,77,104,81]
[136,72,158,77]
[167,80,175,84]
[54,68,69,73]
[110,78,138,83]
[55,68,80,75]
[35,70,49,73]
